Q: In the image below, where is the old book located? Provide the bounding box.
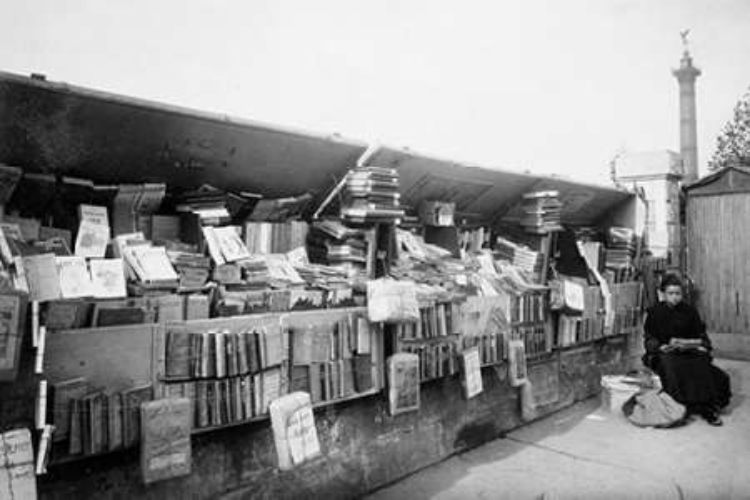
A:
[261,367,283,414]
[246,331,260,374]
[0,293,25,382]
[309,363,323,404]
[241,375,253,420]
[34,236,72,256]
[387,353,420,416]
[51,377,88,443]
[291,326,315,366]
[4,215,41,242]
[215,333,227,378]
[0,164,22,205]
[154,294,184,323]
[290,365,310,393]
[269,392,321,470]
[461,347,483,399]
[89,258,127,299]
[353,355,373,393]
[185,294,210,320]
[235,332,249,375]
[196,381,209,428]
[122,384,154,448]
[0,428,37,499]
[56,256,94,299]
[140,397,191,484]
[90,392,108,454]
[108,392,124,451]
[40,226,73,249]
[23,253,62,302]
[166,332,192,379]
[75,218,110,259]
[212,226,250,262]
[68,398,83,455]
[93,304,147,327]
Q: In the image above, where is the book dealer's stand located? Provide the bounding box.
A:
[0,72,644,500]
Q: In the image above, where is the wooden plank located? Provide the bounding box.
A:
[45,324,158,391]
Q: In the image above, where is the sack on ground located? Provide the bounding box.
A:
[622,389,686,428]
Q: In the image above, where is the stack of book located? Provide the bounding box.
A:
[164,326,288,427]
[399,340,458,382]
[605,227,636,270]
[394,301,459,340]
[461,334,504,366]
[520,191,563,234]
[245,221,309,254]
[342,166,405,223]
[289,313,377,404]
[307,220,370,276]
[494,236,542,276]
[167,250,211,291]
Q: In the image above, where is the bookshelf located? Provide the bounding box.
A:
[156,307,386,435]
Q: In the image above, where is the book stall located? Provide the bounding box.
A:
[0,72,645,499]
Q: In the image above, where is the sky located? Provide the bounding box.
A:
[2,0,750,185]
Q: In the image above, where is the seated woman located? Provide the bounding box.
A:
[642,274,731,426]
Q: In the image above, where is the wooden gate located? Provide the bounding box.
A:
[687,193,750,335]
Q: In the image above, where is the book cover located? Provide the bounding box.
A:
[23,253,62,302]
[122,384,154,448]
[140,397,191,484]
[461,347,483,399]
[56,256,95,299]
[0,428,37,499]
[185,294,210,320]
[166,332,192,379]
[89,258,127,299]
[108,392,124,451]
[387,353,420,416]
[0,293,25,382]
[74,218,110,258]
[68,398,83,455]
[0,164,22,205]
[269,392,321,470]
[51,377,88,443]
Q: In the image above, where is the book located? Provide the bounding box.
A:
[0,293,25,382]
[56,256,95,299]
[185,294,210,320]
[140,398,192,484]
[108,392,124,451]
[89,258,127,299]
[0,428,37,499]
[269,392,321,470]
[51,377,88,443]
[122,384,154,448]
[387,353,420,416]
[68,398,83,455]
[75,217,110,259]
[166,332,192,379]
[0,164,22,205]
[23,253,62,302]
[461,347,483,399]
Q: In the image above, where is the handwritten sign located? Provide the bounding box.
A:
[0,429,37,499]
[388,353,420,415]
[462,347,483,399]
[270,392,321,470]
[508,339,528,387]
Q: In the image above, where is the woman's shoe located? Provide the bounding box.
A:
[704,413,723,426]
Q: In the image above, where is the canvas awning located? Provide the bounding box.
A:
[0,70,633,226]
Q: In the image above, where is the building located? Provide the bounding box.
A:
[614,150,683,266]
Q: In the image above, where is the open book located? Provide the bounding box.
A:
[664,337,705,352]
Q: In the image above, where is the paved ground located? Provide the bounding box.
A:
[365,359,750,500]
